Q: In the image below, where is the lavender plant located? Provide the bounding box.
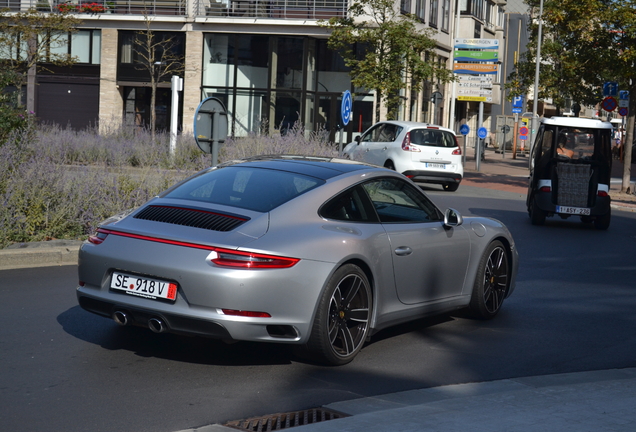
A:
[0,121,338,248]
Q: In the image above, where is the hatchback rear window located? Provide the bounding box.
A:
[409,129,456,148]
[164,167,324,212]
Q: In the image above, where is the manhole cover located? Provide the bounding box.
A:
[224,407,348,431]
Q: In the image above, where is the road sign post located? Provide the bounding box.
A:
[339,90,352,157]
[194,97,229,167]
[459,124,470,165]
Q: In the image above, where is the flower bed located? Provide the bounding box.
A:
[56,2,107,13]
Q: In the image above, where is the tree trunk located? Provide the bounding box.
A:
[621,82,635,194]
[26,36,37,114]
[151,81,157,141]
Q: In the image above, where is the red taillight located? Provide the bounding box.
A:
[598,190,609,197]
[539,186,552,193]
[209,248,300,269]
[88,228,110,245]
[401,132,421,152]
[220,309,271,318]
[79,280,85,286]
[452,148,462,155]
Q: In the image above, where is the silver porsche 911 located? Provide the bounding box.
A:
[77,156,518,365]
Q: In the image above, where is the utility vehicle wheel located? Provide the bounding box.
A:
[530,197,546,226]
[594,209,611,230]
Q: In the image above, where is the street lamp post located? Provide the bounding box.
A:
[529,0,545,157]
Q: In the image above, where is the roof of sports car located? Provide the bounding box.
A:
[216,155,376,180]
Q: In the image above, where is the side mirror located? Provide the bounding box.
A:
[355,136,361,144]
[443,208,463,228]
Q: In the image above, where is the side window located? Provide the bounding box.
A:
[378,124,401,142]
[320,187,377,222]
[362,178,442,223]
[541,130,553,157]
[361,124,381,142]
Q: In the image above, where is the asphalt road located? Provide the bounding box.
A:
[1,186,636,432]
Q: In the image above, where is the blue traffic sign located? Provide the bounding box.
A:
[341,90,352,126]
[478,127,488,139]
[512,95,524,108]
[459,124,470,135]
[619,90,630,100]
[512,107,522,114]
[603,82,618,97]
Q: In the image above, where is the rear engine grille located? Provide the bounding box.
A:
[134,205,247,232]
[224,408,348,431]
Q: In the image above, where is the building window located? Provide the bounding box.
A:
[441,0,450,32]
[400,0,412,14]
[44,30,101,64]
[415,0,425,21]
[429,0,438,28]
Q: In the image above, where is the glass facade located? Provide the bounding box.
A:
[202,33,368,141]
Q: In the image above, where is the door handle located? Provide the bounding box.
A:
[394,246,412,256]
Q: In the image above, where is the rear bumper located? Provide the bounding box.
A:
[402,170,463,185]
[534,191,611,216]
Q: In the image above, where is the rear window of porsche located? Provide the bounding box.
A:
[164,167,324,212]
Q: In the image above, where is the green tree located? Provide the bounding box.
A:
[0,69,34,143]
[508,0,636,192]
[323,0,453,121]
[0,8,82,115]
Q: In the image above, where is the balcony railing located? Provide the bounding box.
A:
[195,0,347,19]
[1,0,347,18]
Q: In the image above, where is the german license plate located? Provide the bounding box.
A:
[110,272,177,301]
[425,163,446,169]
[556,205,591,215]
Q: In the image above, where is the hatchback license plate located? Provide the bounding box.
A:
[556,205,590,215]
[111,272,177,301]
[425,163,446,169]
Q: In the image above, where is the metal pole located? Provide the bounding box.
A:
[529,0,545,157]
[448,0,462,131]
[169,76,182,157]
[476,102,484,171]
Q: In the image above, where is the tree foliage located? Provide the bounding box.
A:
[323,0,453,121]
[508,0,636,192]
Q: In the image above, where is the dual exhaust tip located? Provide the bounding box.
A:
[112,310,166,333]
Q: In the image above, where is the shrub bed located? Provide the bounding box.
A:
[0,123,337,248]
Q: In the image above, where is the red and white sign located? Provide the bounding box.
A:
[601,96,618,112]
[519,126,529,136]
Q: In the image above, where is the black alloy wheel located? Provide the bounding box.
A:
[307,264,371,365]
[469,241,509,319]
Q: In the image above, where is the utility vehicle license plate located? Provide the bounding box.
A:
[110,272,177,301]
[556,206,591,216]
[425,163,446,169]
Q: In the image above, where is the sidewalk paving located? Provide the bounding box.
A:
[187,368,636,432]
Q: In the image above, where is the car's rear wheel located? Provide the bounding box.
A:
[384,161,395,170]
[443,182,459,192]
[469,240,509,319]
[307,264,371,365]
[530,197,546,225]
[594,209,611,230]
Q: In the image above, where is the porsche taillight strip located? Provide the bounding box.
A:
[93,228,300,269]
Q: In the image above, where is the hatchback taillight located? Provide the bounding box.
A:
[401,132,421,152]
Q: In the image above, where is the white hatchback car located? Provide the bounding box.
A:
[343,121,463,191]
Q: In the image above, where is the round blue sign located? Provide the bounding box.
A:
[478,127,488,139]
[459,124,470,135]
[341,90,352,126]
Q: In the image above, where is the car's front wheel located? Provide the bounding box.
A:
[306,264,371,365]
[469,240,509,319]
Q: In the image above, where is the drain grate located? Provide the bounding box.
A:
[223,408,348,431]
